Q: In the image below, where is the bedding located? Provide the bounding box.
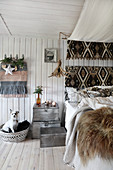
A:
[65,87,89,103]
[65,86,113,103]
[65,87,78,102]
[64,96,113,170]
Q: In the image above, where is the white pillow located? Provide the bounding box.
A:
[66,87,77,94]
[66,87,78,102]
[66,87,88,103]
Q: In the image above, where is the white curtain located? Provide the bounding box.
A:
[69,0,113,42]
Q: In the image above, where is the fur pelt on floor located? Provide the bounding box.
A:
[77,107,113,165]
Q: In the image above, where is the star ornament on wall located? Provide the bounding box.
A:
[3,64,15,75]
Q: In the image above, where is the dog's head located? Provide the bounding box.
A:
[10,109,19,120]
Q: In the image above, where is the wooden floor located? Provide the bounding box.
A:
[0,139,73,170]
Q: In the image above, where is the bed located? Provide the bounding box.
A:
[63,66,113,170]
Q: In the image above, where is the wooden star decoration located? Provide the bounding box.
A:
[3,64,15,75]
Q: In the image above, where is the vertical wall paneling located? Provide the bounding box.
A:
[25,38,31,122]
[36,38,42,87]
[19,38,26,121]
[30,38,37,121]
[64,41,69,66]
[64,40,68,72]
[0,37,3,125]
[2,37,8,123]
[29,38,33,122]
[7,37,14,120]
[62,40,65,102]
[60,39,64,117]
[13,37,20,117]
[42,39,48,103]
[47,39,53,101]
[53,40,58,103]
[57,39,64,118]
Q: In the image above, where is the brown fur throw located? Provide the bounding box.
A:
[77,107,113,165]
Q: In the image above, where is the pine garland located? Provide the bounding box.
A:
[0,56,24,68]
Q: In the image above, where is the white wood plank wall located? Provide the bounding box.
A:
[0,36,65,125]
[0,37,113,125]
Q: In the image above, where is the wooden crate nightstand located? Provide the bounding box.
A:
[40,127,66,148]
[32,103,60,139]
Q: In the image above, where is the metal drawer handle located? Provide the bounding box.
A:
[45,122,48,126]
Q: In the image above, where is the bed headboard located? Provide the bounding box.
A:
[65,66,113,89]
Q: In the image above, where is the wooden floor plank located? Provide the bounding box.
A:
[5,142,25,170]
[0,139,3,145]
[39,148,44,170]
[44,148,54,170]
[0,141,13,169]
[60,147,73,170]
[1,143,17,170]
[52,147,59,170]
[17,140,32,170]
[28,139,40,170]
[53,146,73,170]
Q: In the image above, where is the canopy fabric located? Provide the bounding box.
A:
[69,0,113,42]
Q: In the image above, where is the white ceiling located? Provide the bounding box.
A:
[0,0,84,38]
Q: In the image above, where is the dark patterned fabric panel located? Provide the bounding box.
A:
[67,40,113,60]
[0,81,27,94]
[65,66,113,88]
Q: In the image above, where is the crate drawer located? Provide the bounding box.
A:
[40,127,66,148]
[32,120,61,139]
[33,108,59,121]
[41,120,60,128]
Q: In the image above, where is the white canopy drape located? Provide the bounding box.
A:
[69,0,113,42]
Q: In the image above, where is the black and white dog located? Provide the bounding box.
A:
[2,109,19,133]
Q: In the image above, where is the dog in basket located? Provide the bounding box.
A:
[2,109,19,133]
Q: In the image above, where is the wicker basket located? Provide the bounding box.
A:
[0,126,29,142]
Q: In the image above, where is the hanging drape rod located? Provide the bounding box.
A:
[59,32,71,39]
[0,13,12,36]
[48,32,69,77]
[58,32,71,60]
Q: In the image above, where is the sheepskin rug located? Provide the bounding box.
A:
[77,107,113,165]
